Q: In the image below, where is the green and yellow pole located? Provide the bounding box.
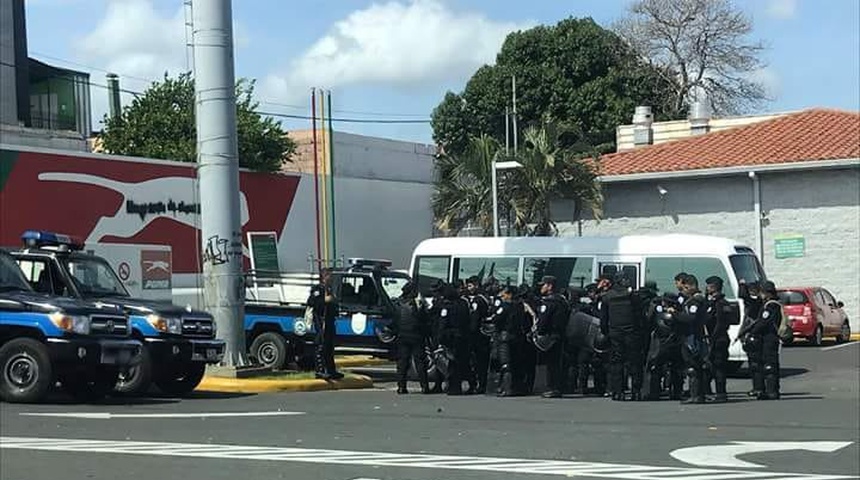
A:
[327,90,337,264]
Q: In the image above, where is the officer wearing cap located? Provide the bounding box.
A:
[535,275,570,398]
[705,275,730,403]
[737,280,765,397]
[600,273,643,401]
[747,280,782,400]
[674,274,709,404]
[464,276,491,394]
[307,268,343,380]
[393,282,431,394]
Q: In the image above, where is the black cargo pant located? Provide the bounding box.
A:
[443,337,470,394]
[518,340,537,395]
[470,333,491,393]
[709,335,730,395]
[609,325,643,397]
[641,336,683,400]
[544,336,567,394]
[314,318,336,375]
[396,338,428,390]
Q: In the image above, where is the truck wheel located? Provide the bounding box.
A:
[62,369,119,402]
[115,346,153,395]
[0,338,54,403]
[155,363,206,396]
[250,332,289,370]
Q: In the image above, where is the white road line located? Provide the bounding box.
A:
[0,436,856,480]
[19,411,305,419]
[821,342,858,352]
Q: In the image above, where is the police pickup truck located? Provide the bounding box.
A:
[244,258,408,370]
[0,249,142,403]
[10,231,225,396]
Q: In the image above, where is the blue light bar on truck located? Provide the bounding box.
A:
[21,230,84,251]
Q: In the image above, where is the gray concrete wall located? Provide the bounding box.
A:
[278,173,434,273]
[0,124,88,151]
[555,168,860,322]
[0,0,18,125]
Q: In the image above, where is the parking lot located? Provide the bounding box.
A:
[1,340,857,480]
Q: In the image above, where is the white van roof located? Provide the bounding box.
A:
[411,234,749,258]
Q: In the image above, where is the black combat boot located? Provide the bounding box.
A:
[681,369,705,404]
[711,370,728,403]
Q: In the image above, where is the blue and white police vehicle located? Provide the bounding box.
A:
[10,231,225,396]
[243,258,409,370]
[0,249,142,403]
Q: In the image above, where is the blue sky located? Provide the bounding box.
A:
[23,0,860,144]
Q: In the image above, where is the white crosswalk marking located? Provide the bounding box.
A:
[0,436,855,480]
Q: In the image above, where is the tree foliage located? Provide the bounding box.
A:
[100,73,296,173]
[614,0,768,115]
[431,17,676,158]
[432,123,602,237]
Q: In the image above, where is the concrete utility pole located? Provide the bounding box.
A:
[192,0,247,366]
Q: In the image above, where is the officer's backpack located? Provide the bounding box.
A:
[765,300,793,343]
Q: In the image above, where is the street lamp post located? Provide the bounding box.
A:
[492,159,523,237]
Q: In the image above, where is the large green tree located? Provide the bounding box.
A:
[100,73,296,173]
[431,17,677,158]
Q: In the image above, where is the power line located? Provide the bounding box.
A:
[23,53,433,121]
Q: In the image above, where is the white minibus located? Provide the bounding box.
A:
[408,234,768,370]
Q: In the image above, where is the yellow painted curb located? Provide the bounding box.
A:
[850,333,860,341]
[196,374,373,394]
[335,356,391,368]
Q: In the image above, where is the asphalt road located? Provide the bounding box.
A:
[1,341,858,480]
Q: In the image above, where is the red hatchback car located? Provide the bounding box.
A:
[778,287,852,345]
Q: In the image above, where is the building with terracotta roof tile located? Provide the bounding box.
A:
[557,107,859,324]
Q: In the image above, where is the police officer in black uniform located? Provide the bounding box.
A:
[517,284,539,395]
[741,280,782,400]
[705,276,730,403]
[642,290,683,400]
[674,275,709,404]
[307,268,343,380]
[489,285,523,396]
[438,284,470,395]
[535,276,570,398]
[464,276,491,394]
[600,273,643,401]
[738,281,765,397]
[393,282,431,394]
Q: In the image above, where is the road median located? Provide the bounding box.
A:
[196,373,374,394]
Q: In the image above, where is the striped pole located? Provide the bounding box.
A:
[311,89,321,268]
[319,91,329,266]
[326,90,337,263]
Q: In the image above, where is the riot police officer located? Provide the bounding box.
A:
[393,282,431,394]
[307,268,343,380]
[600,274,643,401]
[740,280,782,400]
[641,291,684,400]
[438,284,471,395]
[489,285,523,396]
[705,276,730,403]
[464,276,491,394]
[675,275,709,404]
[738,281,764,397]
[517,284,539,395]
[535,276,570,398]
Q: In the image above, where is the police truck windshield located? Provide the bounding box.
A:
[63,257,130,298]
[0,252,32,292]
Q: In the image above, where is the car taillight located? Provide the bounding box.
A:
[803,305,812,317]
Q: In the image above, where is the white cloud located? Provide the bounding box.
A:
[749,67,781,99]
[766,0,797,19]
[74,0,249,128]
[261,0,531,104]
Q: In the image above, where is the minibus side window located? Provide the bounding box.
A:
[644,257,734,296]
[524,257,593,291]
[453,257,519,286]
[414,256,450,295]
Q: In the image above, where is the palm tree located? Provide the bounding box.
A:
[432,134,501,236]
[505,122,603,236]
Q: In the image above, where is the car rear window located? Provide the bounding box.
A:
[778,290,809,305]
